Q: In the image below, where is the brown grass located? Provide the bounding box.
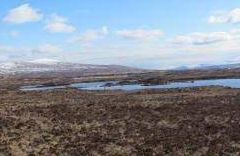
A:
[1,85,240,155]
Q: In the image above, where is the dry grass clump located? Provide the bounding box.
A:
[1,86,240,155]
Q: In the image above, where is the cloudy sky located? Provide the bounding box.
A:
[1,0,240,69]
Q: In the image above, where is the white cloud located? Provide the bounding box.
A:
[102,26,109,35]
[0,42,66,63]
[208,8,240,24]
[34,44,63,53]
[69,26,109,44]
[0,44,21,54]
[66,28,240,69]
[0,44,30,61]
[3,4,43,24]
[168,29,240,63]
[2,25,240,69]
[171,32,232,45]
[116,29,162,41]
[44,14,76,33]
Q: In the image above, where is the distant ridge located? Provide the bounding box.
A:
[194,63,240,70]
[172,63,240,71]
[0,61,146,75]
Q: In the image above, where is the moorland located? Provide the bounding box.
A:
[1,68,240,155]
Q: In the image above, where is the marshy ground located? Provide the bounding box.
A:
[1,70,240,155]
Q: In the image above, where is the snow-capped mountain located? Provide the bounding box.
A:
[193,63,240,70]
[172,63,240,71]
[0,61,145,75]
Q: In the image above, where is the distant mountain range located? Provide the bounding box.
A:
[173,63,240,71]
[0,61,145,75]
[1,60,240,75]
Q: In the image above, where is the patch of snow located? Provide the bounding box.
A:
[28,59,60,65]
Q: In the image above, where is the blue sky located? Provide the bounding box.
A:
[0,0,240,69]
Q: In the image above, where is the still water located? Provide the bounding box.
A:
[20,78,240,91]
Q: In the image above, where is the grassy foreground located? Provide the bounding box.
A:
[1,86,240,155]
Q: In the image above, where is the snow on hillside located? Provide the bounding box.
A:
[0,61,143,75]
[28,59,60,65]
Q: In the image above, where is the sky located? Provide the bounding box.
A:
[0,0,240,69]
